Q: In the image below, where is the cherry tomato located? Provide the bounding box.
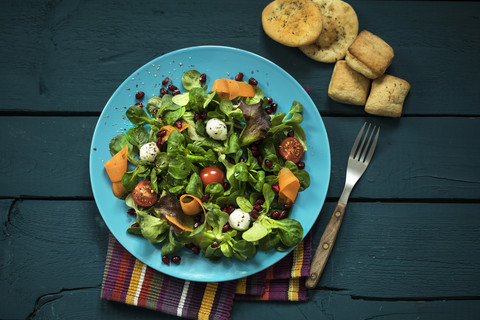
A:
[199,166,225,188]
[132,180,158,207]
[278,137,304,163]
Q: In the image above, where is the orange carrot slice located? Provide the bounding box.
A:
[160,121,193,140]
[180,194,206,216]
[211,78,255,100]
[278,168,300,204]
[104,145,128,182]
[104,145,129,198]
[163,215,193,232]
[112,181,127,198]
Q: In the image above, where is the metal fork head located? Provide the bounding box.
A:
[340,122,380,204]
[346,122,380,181]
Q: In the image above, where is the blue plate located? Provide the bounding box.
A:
[89,46,330,282]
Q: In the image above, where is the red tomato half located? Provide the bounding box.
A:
[199,166,225,188]
[278,137,304,163]
[132,180,158,207]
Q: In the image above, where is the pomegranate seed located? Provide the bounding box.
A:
[225,205,235,214]
[135,102,144,108]
[250,144,259,151]
[171,256,181,265]
[185,243,194,249]
[283,202,293,210]
[255,197,265,205]
[272,184,280,192]
[270,103,278,113]
[194,113,200,122]
[174,120,182,129]
[235,72,244,81]
[254,204,262,212]
[127,208,136,215]
[278,210,288,220]
[162,77,169,85]
[172,90,181,96]
[238,157,245,162]
[160,88,168,95]
[265,159,273,168]
[223,181,231,191]
[251,210,259,219]
[271,210,280,220]
[297,162,306,169]
[157,130,167,138]
[201,194,210,202]
[266,97,273,104]
[222,223,230,232]
[191,245,200,254]
[265,107,272,114]
[257,155,263,165]
[287,130,295,137]
[132,222,140,228]
[162,256,170,265]
[252,149,260,157]
[200,73,207,83]
[252,140,262,146]
[168,84,177,91]
[194,214,202,222]
[211,241,219,248]
[156,137,163,148]
[193,221,201,229]
[248,77,258,85]
[135,91,145,99]
[229,157,236,165]
[200,111,207,120]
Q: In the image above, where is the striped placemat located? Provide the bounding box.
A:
[101,232,312,319]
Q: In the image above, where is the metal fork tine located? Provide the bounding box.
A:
[350,122,366,158]
[360,125,376,162]
[365,126,380,164]
[355,123,371,160]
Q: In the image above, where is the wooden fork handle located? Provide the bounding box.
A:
[305,201,346,289]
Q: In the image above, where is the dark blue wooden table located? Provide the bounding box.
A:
[1,0,479,319]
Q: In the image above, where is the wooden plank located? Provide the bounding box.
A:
[312,202,480,298]
[1,200,479,319]
[21,287,480,320]
[1,116,479,199]
[0,1,478,115]
[0,199,108,319]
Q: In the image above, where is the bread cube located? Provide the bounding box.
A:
[346,30,394,79]
[328,60,371,106]
[365,74,411,117]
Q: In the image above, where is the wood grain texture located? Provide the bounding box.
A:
[307,201,346,289]
[0,200,108,319]
[1,200,479,319]
[14,287,480,320]
[1,0,479,319]
[1,116,479,199]
[312,202,480,298]
[0,0,479,115]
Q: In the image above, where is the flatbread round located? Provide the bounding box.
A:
[299,0,358,62]
[262,0,323,47]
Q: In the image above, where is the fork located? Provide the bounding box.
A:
[305,122,380,289]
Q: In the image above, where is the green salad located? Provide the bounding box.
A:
[108,70,310,263]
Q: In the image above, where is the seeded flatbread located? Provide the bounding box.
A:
[299,0,358,63]
[262,0,323,47]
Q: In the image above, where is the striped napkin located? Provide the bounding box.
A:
[101,232,312,320]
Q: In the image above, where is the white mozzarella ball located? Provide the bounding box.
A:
[139,142,159,162]
[228,209,251,231]
[205,118,228,141]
